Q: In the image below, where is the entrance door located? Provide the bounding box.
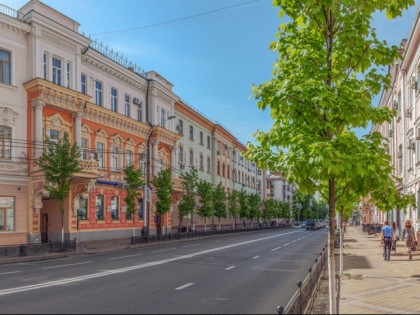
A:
[41,213,48,243]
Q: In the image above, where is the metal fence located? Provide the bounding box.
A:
[131,225,284,245]
[0,239,77,257]
[276,244,328,314]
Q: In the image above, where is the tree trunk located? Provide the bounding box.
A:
[328,177,337,314]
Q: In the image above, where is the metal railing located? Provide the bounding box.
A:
[0,4,23,19]
[0,239,77,257]
[276,244,328,314]
[131,225,286,245]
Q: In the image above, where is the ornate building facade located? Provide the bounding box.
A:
[0,0,266,245]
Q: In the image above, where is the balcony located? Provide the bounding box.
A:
[72,158,99,179]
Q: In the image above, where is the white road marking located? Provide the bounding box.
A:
[0,271,21,275]
[225,266,236,270]
[107,253,143,260]
[152,248,176,253]
[0,230,301,296]
[271,247,281,251]
[41,261,94,270]
[253,256,260,259]
[175,282,194,290]
[283,243,290,246]
[182,244,200,248]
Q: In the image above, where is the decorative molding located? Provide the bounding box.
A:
[41,31,77,53]
[81,56,147,93]
[0,107,19,126]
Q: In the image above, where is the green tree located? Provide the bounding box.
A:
[248,193,261,228]
[196,180,213,231]
[213,182,227,230]
[151,168,173,234]
[36,132,81,242]
[123,165,144,237]
[244,2,414,311]
[238,190,249,228]
[228,190,240,229]
[178,168,198,229]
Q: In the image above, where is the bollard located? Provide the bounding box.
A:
[297,281,303,314]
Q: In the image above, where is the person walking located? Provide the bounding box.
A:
[402,220,417,260]
[381,220,393,261]
[391,221,399,254]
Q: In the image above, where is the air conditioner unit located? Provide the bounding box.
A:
[405,109,412,119]
[133,98,142,106]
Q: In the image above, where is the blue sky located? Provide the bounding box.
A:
[3,0,420,144]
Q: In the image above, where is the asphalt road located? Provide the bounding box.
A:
[0,227,328,314]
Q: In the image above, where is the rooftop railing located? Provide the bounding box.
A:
[0,3,23,19]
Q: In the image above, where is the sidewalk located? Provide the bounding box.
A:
[338,225,420,314]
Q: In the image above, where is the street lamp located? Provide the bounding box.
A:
[143,115,176,236]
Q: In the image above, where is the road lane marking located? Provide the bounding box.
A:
[175,282,194,290]
[152,248,176,253]
[253,256,260,259]
[0,229,301,296]
[283,243,290,246]
[107,253,143,260]
[271,247,281,251]
[41,261,94,270]
[182,244,200,248]
[0,271,21,275]
[225,266,236,270]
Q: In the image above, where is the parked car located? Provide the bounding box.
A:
[306,219,316,230]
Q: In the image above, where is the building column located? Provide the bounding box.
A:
[73,112,83,147]
[32,99,45,157]
[171,147,176,178]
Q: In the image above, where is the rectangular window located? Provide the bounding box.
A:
[81,74,87,94]
[111,87,118,112]
[96,142,105,168]
[177,119,184,135]
[95,80,103,106]
[111,196,119,220]
[49,129,60,143]
[66,62,71,88]
[200,132,204,145]
[81,137,89,160]
[78,197,88,220]
[207,135,211,149]
[43,53,47,80]
[111,146,119,171]
[0,49,11,84]
[125,94,130,117]
[161,109,166,127]
[199,154,204,171]
[189,150,194,167]
[137,104,143,122]
[207,157,211,173]
[95,195,104,220]
[126,150,133,167]
[137,198,143,220]
[189,126,194,140]
[0,126,11,159]
[52,57,62,85]
[178,145,184,165]
[0,197,14,231]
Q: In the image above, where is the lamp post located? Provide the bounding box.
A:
[143,115,176,236]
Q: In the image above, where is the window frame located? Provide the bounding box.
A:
[0,49,11,85]
[95,80,103,106]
